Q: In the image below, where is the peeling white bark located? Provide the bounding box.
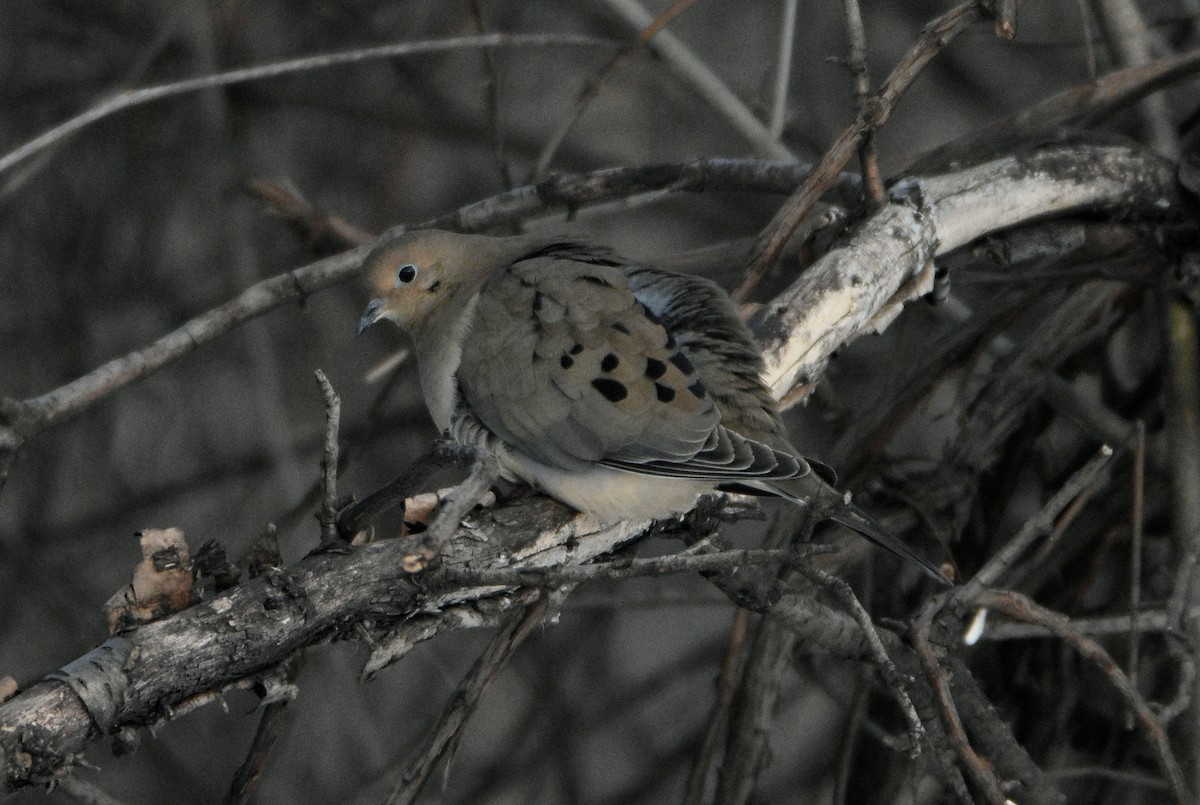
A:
[753,144,1181,402]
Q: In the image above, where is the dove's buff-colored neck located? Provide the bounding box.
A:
[411,291,481,433]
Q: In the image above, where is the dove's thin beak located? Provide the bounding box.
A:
[357,298,384,335]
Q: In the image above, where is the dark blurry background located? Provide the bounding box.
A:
[1,2,1194,803]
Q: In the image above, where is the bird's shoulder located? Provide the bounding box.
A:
[457,240,721,470]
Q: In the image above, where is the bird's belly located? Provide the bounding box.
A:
[497,448,710,523]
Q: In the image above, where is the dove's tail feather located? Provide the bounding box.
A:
[754,475,952,586]
[829,501,952,586]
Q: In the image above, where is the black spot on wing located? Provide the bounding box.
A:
[611,322,631,334]
[561,355,574,369]
[655,383,675,403]
[669,352,695,375]
[592,378,628,402]
[601,353,619,372]
[645,358,667,380]
[570,343,584,355]
[688,380,707,399]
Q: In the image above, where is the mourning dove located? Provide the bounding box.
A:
[358,229,948,583]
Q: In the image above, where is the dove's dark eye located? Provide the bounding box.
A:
[396,264,419,284]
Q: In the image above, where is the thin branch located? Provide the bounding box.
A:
[953,445,1114,604]
[468,1,514,190]
[418,159,853,235]
[978,590,1191,805]
[383,599,548,805]
[6,247,367,437]
[399,445,498,573]
[840,0,885,207]
[224,656,302,805]
[0,33,617,178]
[911,597,1010,805]
[1092,0,1179,156]
[1128,420,1146,727]
[767,0,799,140]
[243,179,374,249]
[598,0,794,161]
[529,0,700,181]
[794,561,924,753]
[314,370,342,546]
[979,607,1199,641]
[737,1,987,298]
[912,46,1200,171]
[1161,294,1200,633]
[714,613,796,804]
[682,607,750,805]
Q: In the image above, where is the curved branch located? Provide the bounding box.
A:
[751,144,1185,402]
[0,33,618,178]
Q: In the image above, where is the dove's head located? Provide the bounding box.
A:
[357,229,515,337]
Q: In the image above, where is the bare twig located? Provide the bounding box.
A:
[1128,420,1146,727]
[1075,0,1098,78]
[529,0,700,180]
[244,179,374,249]
[713,615,796,804]
[383,599,548,805]
[978,590,1191,805]
[1163,288,1200,789]
[1092,0,1178,156]
[794,560,924,754]
[418,159,853,235]
[912,46,1200,171]
[598,0,794,161]
[682,607,750,805]
[767,0,799,140]
[911,598,1010,805]
[980,607,1200,641]
[313,370,342,545]
[0,33,617,178]
[737,1,987,299]
[4,247,367,434]
[840,0,885,207]
[399,444,498,572]
[953,445,1114,604]
[467,0,513,190]
[224,700,292,805]
[224,656,303,805]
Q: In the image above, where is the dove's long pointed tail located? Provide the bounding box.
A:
[763,475,952,585]
[829,501,952,585]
